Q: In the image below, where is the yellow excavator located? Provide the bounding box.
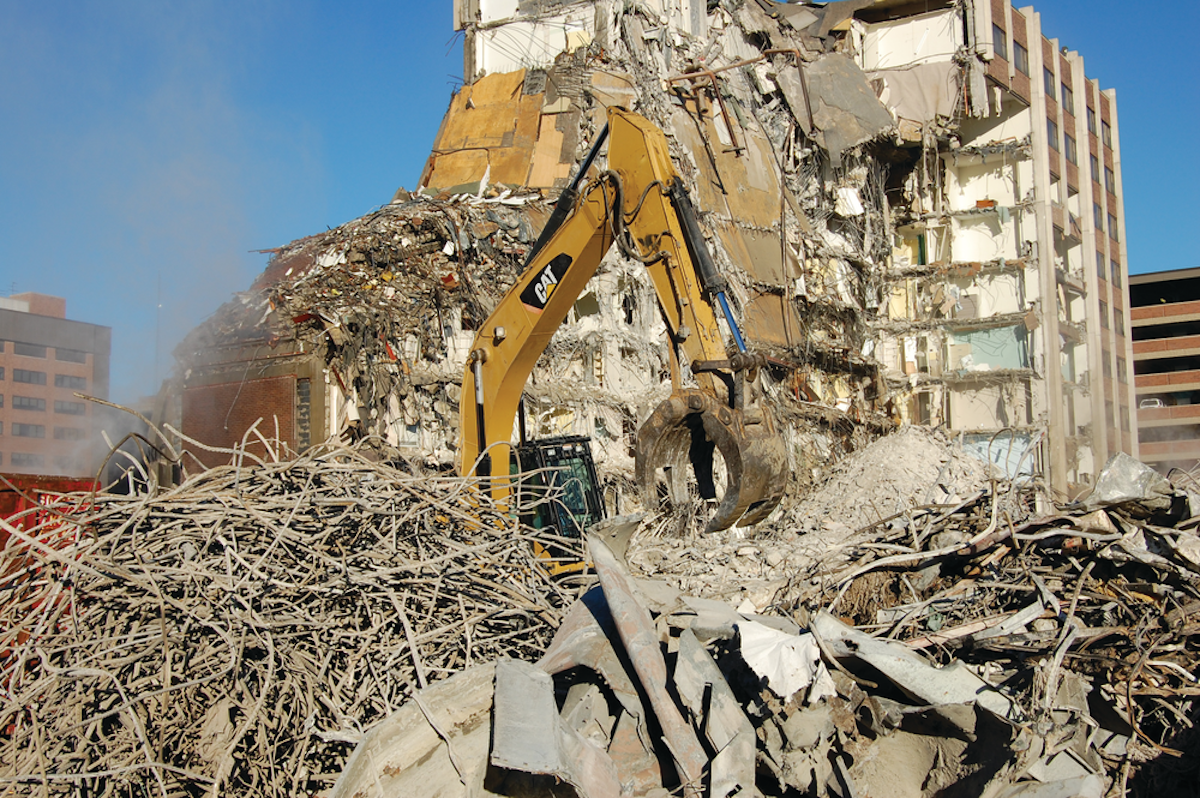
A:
[458,107,788,534]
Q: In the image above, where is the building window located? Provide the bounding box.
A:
[1120,405,1130,433]
[992,24,1008,60]
[1103,359,1112,379]
[12,396,45,412]
[1105,166,1115,194]
[1090,154,1100,182]
[1115,309,1125,336]
[13,342,47,358]
[1111,259,1121,288]
[11,453,44,468]
[1094,203,1104,231]
[1044,67,1056,99]
[13,369,46,385]
[0,341,4,352]
[1100,300,1110,328]
[1047,118,1059,150]
[0,394,4,408]
[54,400,86,415]
[0,367,4,380]
[1087,107,1097,135]
[54,427,86,441]
[1097,252,1106,281]
[55,348,88,364]
[1118,357,1128,384]
[1102,119,1112,147]
[1064,134,1077,164]
[55,374,87,390]
[1014,41,1029,75]
[1109,214,1119,240]
[13,423,45,439]
[1061,83,1074,115]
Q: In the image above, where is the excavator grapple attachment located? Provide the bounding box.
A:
[635,389,788,533]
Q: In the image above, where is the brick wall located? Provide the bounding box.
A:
[182,375,297,470]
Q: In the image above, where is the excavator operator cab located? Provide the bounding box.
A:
[513,435,605,537]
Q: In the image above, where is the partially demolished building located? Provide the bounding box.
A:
[173,0,1134,498]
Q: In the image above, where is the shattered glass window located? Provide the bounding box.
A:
[1014,41,1029,75]
[1047,118,1059,151]
[992,24,1008,61]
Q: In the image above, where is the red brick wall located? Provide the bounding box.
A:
[182,375,296,470]
[10,293,66,319]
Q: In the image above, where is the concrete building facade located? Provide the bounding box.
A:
[0,293,112,477]
[1129,268,1200,471]
[172,0,1133,502]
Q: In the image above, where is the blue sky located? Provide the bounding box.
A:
[1,1,1196,401]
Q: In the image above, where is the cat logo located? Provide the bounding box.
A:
[520,253,573,312]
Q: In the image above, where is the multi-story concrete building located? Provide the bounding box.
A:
[0,293,111,476]
[858,1,1135,494]
[173,0,1133,501]
[1128,268,1200,471]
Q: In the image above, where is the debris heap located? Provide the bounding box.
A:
[0,444,583,796]
[335,453,1200,797]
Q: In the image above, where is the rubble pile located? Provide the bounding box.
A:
[627,426,995,606]
[0,444,583,796]
[334,455,1200,797]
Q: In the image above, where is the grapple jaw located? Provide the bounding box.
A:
[635,389,788,533]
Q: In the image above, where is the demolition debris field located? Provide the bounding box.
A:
[1,429,1197,797]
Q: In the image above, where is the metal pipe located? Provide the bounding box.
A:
[717,292,747,354]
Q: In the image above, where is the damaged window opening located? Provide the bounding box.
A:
[992,25,1007,61]
[1014,41,1029,75]
[1060,83,1073,115]
[1047,118,1059,151]
[1064,134,1077,165]
[622,293,636,325]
